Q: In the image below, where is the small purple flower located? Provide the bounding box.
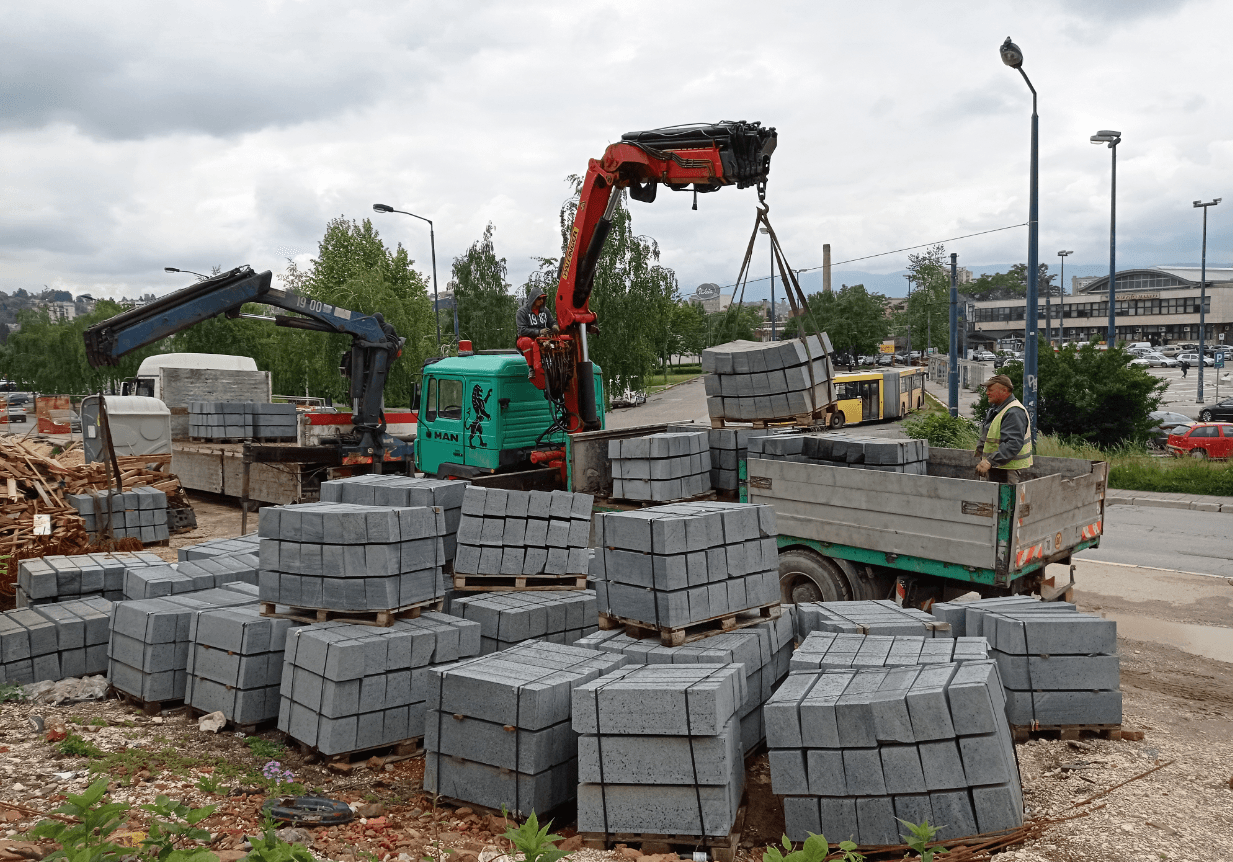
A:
[262,760,294,785]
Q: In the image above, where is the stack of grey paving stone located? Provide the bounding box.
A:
[576,610,795,752]
[66,487,171,543]
[932,597,1120,727]
[709,428,757,492]
[279,611,481,755]
[702,334,834,422]
[16,551,164,607]
[796,600,951,640]
[590,501,781,630]
[574,663,747,837]
[178,534,262,561]
[765,661,1023,845]
[188,401,298,440]
[107,583,260,704]
[257,502,446,612]
[448,590,599,654]
[0,597,112,684]
[452,488,592,583]
[320,475,467,567]
[791,633,989,672]
[748,434,929,475]
[609,431,712,502]
[124,554,260,600]
[186,607,301,727]
[424,640,626,815]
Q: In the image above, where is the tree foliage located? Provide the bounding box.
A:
[968,262,1058,300]
[782,284,890,357]
[706,306,764,346]
[451,223,518,351]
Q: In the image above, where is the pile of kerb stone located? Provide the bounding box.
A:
[278,612,480,755]
[453,488,592,582]
[258,503,446,612]
[749,435,928,475]
[188,402,298,440]
[574,663,747,838]
[186,607,300,726]
[66,488,170,543]
[766,661,1023,845]
[320,476,467,567]
[179,534,261,561]
[702,334,833,423]
[124,555,259,601]
[448,590,599,654]
[0,597,112,685]
[16,551,164,607]
[609,431,712,502]
[708,428,757,492]
[424,640,626,816]
[797,600,951,640]
[791,633,989,672]
[932,596,1120,726]
[590,502,781,630]
[576,610,794,752]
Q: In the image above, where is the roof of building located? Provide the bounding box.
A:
[1078,266,1233,294]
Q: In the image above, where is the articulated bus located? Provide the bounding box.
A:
[832,367,926,427]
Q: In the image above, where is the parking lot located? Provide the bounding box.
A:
[1145,365,1233,418]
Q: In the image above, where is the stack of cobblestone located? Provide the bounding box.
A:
[791,633,989,672]
[188,402,298,440]
[319,476,467,567]
[765,661,1023,845]
[66,487,170,543]
[574,663,747,837]
[796,600,951,640]
[178,534,261,562]
[186,607,300,726]
[708,428,757,492]
[590,502,781,629]
[124,554,260,601]
[448,590,599,654]
[702,335,834,422]
[609,431,712,502]
[0,597,113,684]
[424,640,626,815]
[452,488,592,583]
[748,435,928,475]
[16,551,164,607]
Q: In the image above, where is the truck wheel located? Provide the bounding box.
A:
[830,412,846,429]
[779,549,853,604]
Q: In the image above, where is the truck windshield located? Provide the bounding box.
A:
[135,378,155,398]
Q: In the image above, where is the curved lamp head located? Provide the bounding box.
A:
[1000,37,1023,68]
[1057,250,1073,257]
[1090,131,1121,148]
[372,203,394,213]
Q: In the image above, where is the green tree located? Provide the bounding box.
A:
[706,306,763,345]
[451,223,518,351]
[783,284,890,357]
[968,262,1057,300]
[673,301,709,361]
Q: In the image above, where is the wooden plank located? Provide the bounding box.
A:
[259,599,443,627]
[452,574,588,592]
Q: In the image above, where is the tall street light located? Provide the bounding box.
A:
[1194,198,1220,403]
[373,203,452,348]
[903,274,913,364]
[1090,130,1122,347]
[948,253,959,416]
[164,266,210,280]
[1055,250,1073,345]
[1001,36,1040,441]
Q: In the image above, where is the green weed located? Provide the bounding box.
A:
[245,737,286,760]
[0,682,26,703]
[32,779,132,862]
[898,818,947,861]
[763,833,863,862]
[138,795,218,862]
[500,811,566,862]
[195,774,227,795]
[56,734,103,758]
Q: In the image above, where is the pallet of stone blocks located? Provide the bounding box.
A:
[278,611,480,757]
[591,501,782,644]
[0,597,112,685]
[748,434,928,474]
[796,601,952,639]
[16,551,164,607]
[709,428,757,492]
[448,590,599,654]
[178,534,261,561]
[452,487,592,590]
[791,633,989,672]
[932,596,1121,730]
[702,334,834,424]
[124,553,259,601]
[765,661,1024,846]
[608,431,712,502]
[574,663,747,849]
[320,475,467,567]
[188,401,298,440]
[66,487,170,543]
[423,640,627,816]
[576,609,795,753]
[257,502,447,619]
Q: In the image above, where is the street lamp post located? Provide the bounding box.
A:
[373,203,452,348]
[164,266,210,280]
[948,253,959,416]
[1090,131,1121,347]
[1001,37,1040,441]
[903,274,913,365]
[1055,250,1073,344]
[1194,198,1220,403]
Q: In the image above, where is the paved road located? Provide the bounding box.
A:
[1079,504,1233,578]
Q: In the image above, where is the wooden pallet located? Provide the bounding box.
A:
[185,704,276,736]
[599,603,783,647]
[579,802,745,862]
[290,737,421,769]
[114,689,185,718]
[452,573,588,592]
[189,436,295,444]
[709,412,834,431]
[602,490,717,510]
[1010,723,1142,743]
[259,598,443,627]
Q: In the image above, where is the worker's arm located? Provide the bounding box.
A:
[989,406,1029,466]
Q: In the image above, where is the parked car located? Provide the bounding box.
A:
[1159,345,1182,357]
[1142,352,1180,367]
[1198,397,1233,423]
[1177,352,1215,367]
[1127,342,1153,352]
[973,350,997,362]
[1148,410,1194,449]
[3,392,32,424]
[1128,347,1153,357]
[1167,422,1233,459]
[876,354,894,366]
[858,355,877,366]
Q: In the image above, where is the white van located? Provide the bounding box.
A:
[1127,342,1152,351]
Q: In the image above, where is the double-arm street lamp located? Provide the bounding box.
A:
[1090,131,1122,347]
[1054,250,1073,344]
[1195,198,1220,403]
[373,203,455,348]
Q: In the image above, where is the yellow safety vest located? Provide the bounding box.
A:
[983,398,1033,470]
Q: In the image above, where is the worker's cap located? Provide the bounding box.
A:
[981,374,1015,391]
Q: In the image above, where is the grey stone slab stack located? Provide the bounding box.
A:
[448,590,599,654]
[702,335,835,423]
[452,487,593,583]
[173,554,260,590]
[590,501,781,630]
[575,609,795,752]
[66,487,171,543]
[929,595,1060,638]
[609,431,712,502]
[252,403,298,439]
[0,597,116,682]
[319,475,468,567]
[765,661,1023,845]
[748,434,929,475]
[796,600,952,640]
[189,401,296,439]
[107,584,260,703]
[257,502,446,612]
[708,428,757,492]
[16,551,163,607]
[574,663,747,837]
[791,633,989,672]
[424,640,626,816]
[178,534,261,562]
[186,606,301,726]
[278,611,481,755]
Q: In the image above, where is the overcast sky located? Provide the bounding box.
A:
[3,0,1231,304]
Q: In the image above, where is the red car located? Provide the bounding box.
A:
[1166,422,1233,460]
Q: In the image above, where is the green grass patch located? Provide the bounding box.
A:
[245,737,286,760]
[57,733,104,758]
[648,368,703,393]
[89,741,252,785]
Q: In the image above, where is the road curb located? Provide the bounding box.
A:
[1106,493,1233,514]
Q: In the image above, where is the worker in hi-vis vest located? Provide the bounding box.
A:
[975,373,1033,484]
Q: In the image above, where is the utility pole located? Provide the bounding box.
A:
[948,253,959,416]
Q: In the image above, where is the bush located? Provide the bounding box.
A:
[901,411,979,449]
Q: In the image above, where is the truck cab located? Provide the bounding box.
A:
[122,353,261,400]
[416,352,605,479]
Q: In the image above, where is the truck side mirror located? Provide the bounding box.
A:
[413,383,422,408]
[499,397,510,410]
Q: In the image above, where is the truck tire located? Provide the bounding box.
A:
[779,548,853,604]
